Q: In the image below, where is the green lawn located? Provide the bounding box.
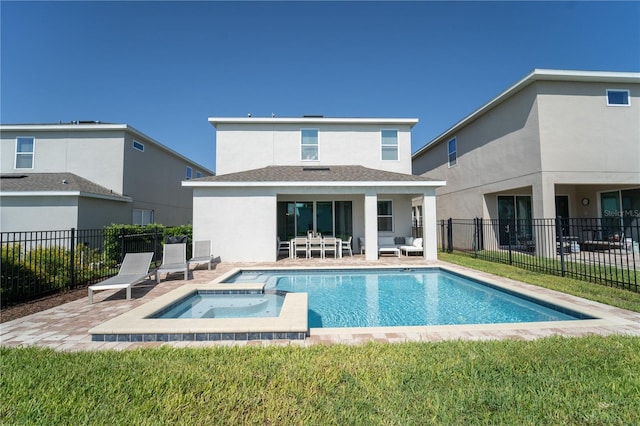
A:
[439,252,640,313]
[2,254,639,424]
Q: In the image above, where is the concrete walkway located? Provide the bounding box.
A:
[2,256,639,351]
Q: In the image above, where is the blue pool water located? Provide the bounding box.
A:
[226,268,588,328]
[151,292,284,319]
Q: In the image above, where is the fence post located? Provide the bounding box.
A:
[557,216,566,277]
[447,218,453,253]
[506,223,513,265]
[440,220,445,252]
[473,217,478,257]
[70,228,76,289]
[120,226,126,262]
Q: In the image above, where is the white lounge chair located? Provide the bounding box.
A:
[157,243,188,283]
[400,238,424,256]
[188,240,214,270]
[88,252,155,304]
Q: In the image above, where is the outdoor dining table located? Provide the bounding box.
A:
[289,237,342,258]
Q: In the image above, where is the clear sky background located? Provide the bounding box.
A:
[2,1,639,172]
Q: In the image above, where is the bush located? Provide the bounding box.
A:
[0,243,105,307]
[1,244,43,306]
[102,224,193,265]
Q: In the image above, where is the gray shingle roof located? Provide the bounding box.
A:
[192,165,439,183]
[0,173,126,199]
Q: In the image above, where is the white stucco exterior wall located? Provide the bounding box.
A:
[193,187,278,262]
[213,118,416,176]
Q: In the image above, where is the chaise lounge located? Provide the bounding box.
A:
[88,252,155,304]
[157,243,188,283]
[188,240,214,270]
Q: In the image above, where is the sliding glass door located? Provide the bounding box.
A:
[497,195,532,246]
[278,201,352,240]
[601,189,640,242]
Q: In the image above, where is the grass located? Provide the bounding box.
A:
[2,337,640,425]
[464,248,639,292]
[3,253,640,424]
[439,252,640,313]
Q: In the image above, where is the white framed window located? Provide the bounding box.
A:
[186,166,193,180]
[381,129,398,160]
[133,209,154,225]
[195,171,202,178]
[377,200,393,232]
[447,137,457,167]
[15,137,35,169]
[606,89,630,106]
[301,129,319,161]
[132,140,145,152]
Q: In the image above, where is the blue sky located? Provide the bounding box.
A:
[2,1,639,172]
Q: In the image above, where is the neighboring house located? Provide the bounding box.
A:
[1,122,213,231]
[412,69,640,252]
[184,116,445,262]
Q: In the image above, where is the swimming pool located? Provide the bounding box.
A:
[226,268,590,328]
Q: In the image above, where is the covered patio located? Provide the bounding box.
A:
[185,165,445,262]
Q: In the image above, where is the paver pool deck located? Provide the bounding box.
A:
[2,257,639,351]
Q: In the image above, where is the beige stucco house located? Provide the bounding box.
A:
[412,69,640,250]
[1,122,213,231]
[184,116,445,262]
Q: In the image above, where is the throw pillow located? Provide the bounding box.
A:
[413,238,423,247]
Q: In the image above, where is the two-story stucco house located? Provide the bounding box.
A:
[1,122,214,231]
[183,116,445,262]
[412,69,640,251]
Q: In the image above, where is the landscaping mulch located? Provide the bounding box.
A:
[1,287,88,323]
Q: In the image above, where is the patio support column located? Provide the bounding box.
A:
[364,191,379,260]
[533,176,556,258]
[422,191,438,260]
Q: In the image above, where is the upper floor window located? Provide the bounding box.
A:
[15,137,34,169]
[195,171,203,178]
[186,166,193,180]
[381,129,398,160]
[132,140,145,152]
[133,209,154,225]
[607,89,630,106]
[301,129,318,161]
[448,138,457,167]
[377,200,393,232]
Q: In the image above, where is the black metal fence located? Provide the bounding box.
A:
[439,217,639,292]
[1,227,165,307]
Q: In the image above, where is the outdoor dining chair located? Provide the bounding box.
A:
[308,236,324,258]
[341,236,353,257]
[293,237,308,258]
[323,237,338,258]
